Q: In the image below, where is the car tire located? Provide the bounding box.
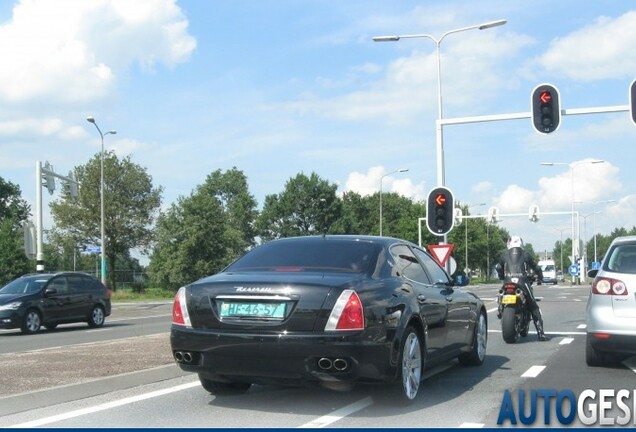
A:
[88,305,105,328]
[585,334,605,367]
[21,309,41,334]
[397,326,423,401]
[501,307,518,344]
[198,375,251,396]
[45,323,58,331]
[458,311,487,366]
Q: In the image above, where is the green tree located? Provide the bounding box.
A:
[0,177,31,285]
[49,151,163,290]
[149,168,258,290]
[257,172,342,241]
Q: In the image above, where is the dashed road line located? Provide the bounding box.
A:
[559,337,575,345]
[577,324,587,329]
[521,365,546,378]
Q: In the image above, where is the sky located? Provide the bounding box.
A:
[1,0,635,265]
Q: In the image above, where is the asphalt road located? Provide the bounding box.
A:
[1,285,634,428]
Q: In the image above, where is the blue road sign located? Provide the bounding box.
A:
[592,261,601,270]
[568,264,580,276]
[85,245,101,254]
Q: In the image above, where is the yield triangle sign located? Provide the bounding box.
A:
[428,244,454,267]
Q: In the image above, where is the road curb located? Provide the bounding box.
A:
[0,364,192,417]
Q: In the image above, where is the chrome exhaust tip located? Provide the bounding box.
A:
[318,357,333,370]
[174,351,184,362]
[183,352,193,363]
[333,358,348,371]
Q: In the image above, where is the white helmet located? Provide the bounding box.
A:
[507,235,524,249]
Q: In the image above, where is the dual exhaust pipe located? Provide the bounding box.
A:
[174,350,196,364]
[318,357,349,372]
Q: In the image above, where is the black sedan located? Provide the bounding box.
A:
[170,235,487,401]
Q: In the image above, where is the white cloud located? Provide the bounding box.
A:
[0,118,87,139]
[0,0,196,104]
[342,166,424,200]
[536,11,636,81]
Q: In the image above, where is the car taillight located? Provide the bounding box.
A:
[325,290,364,331]
[592,277,628,296]
[172,287,192,327]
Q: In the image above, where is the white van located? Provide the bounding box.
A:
[537,259,557,285]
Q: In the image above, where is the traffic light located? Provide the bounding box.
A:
[426,186,454,236]
[531,84,561,134]
[630,79,636,125]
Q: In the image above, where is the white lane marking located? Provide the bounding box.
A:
[574,299,582,302]
[577,324,587,329]
[460,423,485,428]
[486,307,498,314]
[9,381,200,428]
[622,356,636,373]
[86,328,113,333]
[521,365,546,378]
[298,396,373,428]
[107,313,171,323]
[487,330,585,335]
[560,337,575,345]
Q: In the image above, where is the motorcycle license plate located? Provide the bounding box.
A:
[501,295,517,305]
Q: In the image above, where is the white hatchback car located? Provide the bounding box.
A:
[586,236,636,366]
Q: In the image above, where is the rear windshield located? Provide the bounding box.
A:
[0,277,48,294]
[605,244,636,274]
[226,240,382,274]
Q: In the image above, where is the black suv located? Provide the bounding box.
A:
[0,272,112,334]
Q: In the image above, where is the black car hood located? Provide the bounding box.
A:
[0,293,33,304]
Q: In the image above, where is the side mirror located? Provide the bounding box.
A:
[453,272,470,287]
[587,269,598,278]
[44,287,57,296]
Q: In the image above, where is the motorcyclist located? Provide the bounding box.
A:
[495,235,548,341]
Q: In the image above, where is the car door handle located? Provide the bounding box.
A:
[417,294,427,303]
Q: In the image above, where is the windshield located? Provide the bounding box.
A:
[541,265,555,272]
[0,277,48,295]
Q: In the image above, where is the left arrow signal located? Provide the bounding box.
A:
[435,193,446,206]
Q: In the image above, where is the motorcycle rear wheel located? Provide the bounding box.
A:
[501,307,519,344]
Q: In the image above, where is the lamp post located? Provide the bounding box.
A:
[373,19,506,245]
[575,200,615,264]
[540,159,605,284]
[464,203,486,275]
[373,19,506,188]
[379,168,409,236]
[554,227,567,280]
[86,116,117,287]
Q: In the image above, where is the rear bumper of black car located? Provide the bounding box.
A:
[170,325,396,387]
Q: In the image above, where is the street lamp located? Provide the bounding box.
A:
[86,116,117,287]
[464,203,486,275]
[373,19,506,189]
[554,227,567,280]
[373,19,506,244]
[540,159,605,284]
[575,199,615,264]
[379,168,409,236]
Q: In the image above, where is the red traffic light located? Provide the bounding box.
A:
[539,90,552,104]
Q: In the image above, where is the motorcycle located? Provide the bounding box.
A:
[497,276,532,344]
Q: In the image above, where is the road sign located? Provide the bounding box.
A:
[428,244,454,267]
[592,261,601,270]
[85,245,101,254]
[568,264,579,276]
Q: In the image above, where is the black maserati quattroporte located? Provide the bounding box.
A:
[170,235,487,401]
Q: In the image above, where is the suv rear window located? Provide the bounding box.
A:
[226,240,381,274]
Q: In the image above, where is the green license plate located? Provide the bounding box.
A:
[219,301,286,319]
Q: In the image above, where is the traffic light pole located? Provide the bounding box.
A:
[35,160,80,273]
